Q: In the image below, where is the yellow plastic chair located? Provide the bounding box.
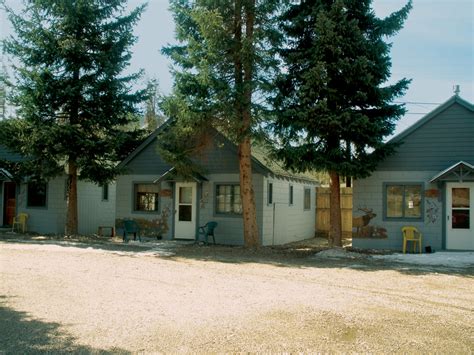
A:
[12,213,28,233]
[402,226,422,254]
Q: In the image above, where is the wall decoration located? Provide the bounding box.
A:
[352,207,387,239]
[425,198,440,224]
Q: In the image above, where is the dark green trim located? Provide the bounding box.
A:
[441,183,447,250]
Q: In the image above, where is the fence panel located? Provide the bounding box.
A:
[316,187,352,238]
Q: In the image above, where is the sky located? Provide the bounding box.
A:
[1,0,473,135]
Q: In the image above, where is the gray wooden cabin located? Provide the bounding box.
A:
[116,126,318,245]
[352,95,474,251]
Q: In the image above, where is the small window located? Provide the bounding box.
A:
[289,185,294,205]
[385,184,422,219]
[216,184,242,214]
[304,187,311,210]
[134,183,159,212]
[268,182,273,205]
[102,184,109,201]
[27,182,47,207]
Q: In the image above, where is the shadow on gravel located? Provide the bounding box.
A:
[1,234,472,278]
[0,296,130,354]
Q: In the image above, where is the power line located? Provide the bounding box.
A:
[394,101,441,105]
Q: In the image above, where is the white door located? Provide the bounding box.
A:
[174,182,197,240]
[446,182,474,250]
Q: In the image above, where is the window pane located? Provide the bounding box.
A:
[268,183,273,204]
[27,182,47,207]
[179,205,192,221]
[135,183,159,211]
[404,185,421,218]
[387,186,403,218]
[304,188,311,210]
[289,185,294,205]
[179,187,192,204]
[452,210,470,229]
[452,188,469,208]
[216,184,242,214]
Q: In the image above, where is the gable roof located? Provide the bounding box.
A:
[119,122,318,183]
[430,161,474,183]
[0,145,24,162]
[388,95,474,144]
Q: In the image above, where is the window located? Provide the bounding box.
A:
[102,184,109,201]
[289,185,294,205]
[27,182,47,207]
[304,187,311,210]
[268,182,273,205]
[216,184,242,214]
[385,184,422,219]
[134,183,159,212]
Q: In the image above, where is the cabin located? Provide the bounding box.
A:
[116,126,319,245]
[0,145,116,235]
[352,95,474,251]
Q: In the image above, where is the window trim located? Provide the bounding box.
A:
[383,182,424,221]
[289,184,294,206]
[132,182,160,213]
[214,183,242,217]
[303,187,311,210]
[26,181,48,209]
[267,182,273,205]
[102,184,109,201]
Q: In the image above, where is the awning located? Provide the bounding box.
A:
[430,161,474,183]
[0,168,13,181]
[153,167,208,184]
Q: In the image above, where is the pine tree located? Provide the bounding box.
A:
[162,0,280,248]
[2,0,146,235]
[143,78,164,132]
[273,0,412,246]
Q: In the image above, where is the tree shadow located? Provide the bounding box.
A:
[1,234,473,278]
[0,296,130,354]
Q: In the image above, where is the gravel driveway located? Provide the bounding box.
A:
[1,239,473,353]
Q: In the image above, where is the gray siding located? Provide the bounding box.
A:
[124,135,267,176]
[378,103,474,171]
[353,171,443,251]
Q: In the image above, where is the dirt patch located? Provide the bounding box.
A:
[1,237,473,353]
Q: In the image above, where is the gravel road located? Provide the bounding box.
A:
[1,240,473,353]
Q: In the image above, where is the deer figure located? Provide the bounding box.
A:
[352,207,377,236]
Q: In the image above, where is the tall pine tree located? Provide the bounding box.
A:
[3,0,146,235]
[162,0,280,248]
[273,0,412,246]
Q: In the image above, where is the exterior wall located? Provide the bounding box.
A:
[197,173,264,245]
[378,103,474,171]
[17,177,67,234]
[261,177,317,246]
[77,181,116,235]
[115,174,173,240]
[13,177,115,235]
[353,171,442,251]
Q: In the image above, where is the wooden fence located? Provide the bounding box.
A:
[315,187,353,238]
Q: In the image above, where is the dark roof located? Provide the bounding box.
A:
[0,145,24,162]
[119,122,318,183]
[389,95,474,143]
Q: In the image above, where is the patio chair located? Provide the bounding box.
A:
[123,220,141,243]
[198,221,218,245]
[12,213,28,233]
[402,226,422,254]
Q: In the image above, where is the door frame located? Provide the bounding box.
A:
[445,182,474,250]
[174,182,197,240]
[2,181,17,226]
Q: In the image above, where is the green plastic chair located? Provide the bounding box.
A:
[123,220,141,243]
[198,222,218,245]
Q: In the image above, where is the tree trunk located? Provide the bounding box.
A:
[239,138,259,248]
[65,159,78,235]
[329,170,342,247]
[232,0,259,248]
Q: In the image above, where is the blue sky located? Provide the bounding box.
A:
[2,0,473,135]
